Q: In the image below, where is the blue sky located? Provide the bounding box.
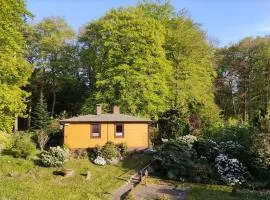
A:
[26,0,270,46]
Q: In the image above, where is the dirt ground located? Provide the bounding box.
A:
[133,184,188,200]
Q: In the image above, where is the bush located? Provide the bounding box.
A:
[0,131,12,151]
[116,142,128,157]
[178,134,197,148]
[10,133,36,159]
[154,140,195,180]
[193,138,220,162]
[210,125,251,147]
[215,154,247,194]
[100,141,119,160]
[70,148,88,159]
[88,145,102,161]
[40,146,69,167]
[191,159,219,184]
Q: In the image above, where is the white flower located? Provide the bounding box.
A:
[215,154,246,186]
[94,156,106,166]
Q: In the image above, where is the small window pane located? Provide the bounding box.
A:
[92,124,100,137]
[116,124,123,133]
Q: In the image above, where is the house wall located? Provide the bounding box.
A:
[63,122,149,149]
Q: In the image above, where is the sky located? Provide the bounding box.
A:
[26,0,270,47]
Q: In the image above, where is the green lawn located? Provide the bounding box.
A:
[0,153,151,200]
[147,177,269,200]
[187,183,269,200]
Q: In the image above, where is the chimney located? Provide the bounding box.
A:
[96,104,102,115]
[113,106,120,114]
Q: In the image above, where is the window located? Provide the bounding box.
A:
[115,123,124,138]
[91,123,101,138]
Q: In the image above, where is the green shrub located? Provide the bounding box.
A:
[210,125,251,147]
[10,133,36,159]
[87,145,102,161]
[40,146,69,167]
[116,142,128,157]
[193,138,220,162]
[0,131,12,151]
[157,109,190,140]
[100,141,119,160]
[154,140,195,180]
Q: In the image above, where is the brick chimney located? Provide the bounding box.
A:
[96,104,102,115]
[113,106,120,114]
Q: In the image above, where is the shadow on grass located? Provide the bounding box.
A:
[53,170,65,176]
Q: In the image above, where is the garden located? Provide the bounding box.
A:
[0,131,152,199]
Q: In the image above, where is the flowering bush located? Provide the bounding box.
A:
[215,154,246,186]
[40,146,69,167]
[193,138,220,161]
[178,135,197,147]
[94,156,106,166]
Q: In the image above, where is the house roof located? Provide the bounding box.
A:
[60,113,150,123]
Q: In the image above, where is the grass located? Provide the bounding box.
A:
[0,153,152,200]
[146,177,270,200]
[187,183,270,200]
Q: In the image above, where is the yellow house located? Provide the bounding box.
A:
[60,105,150,150]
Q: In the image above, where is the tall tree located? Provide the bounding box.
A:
[25,17,75,118]
[80,7,172,118]
[215,37,270,124]
[32,92,50,130]
[165,16,221,132]
[0,0,32,132]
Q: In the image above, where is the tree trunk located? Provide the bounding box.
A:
[51,88,56,117]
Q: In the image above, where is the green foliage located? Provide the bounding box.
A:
[32,92,51,130]
[40,146,69,167]
[25,16,77,119]
[215,37,270,124]
[0,0,32,132]
[116,142,128,157]
[80,6,172,118]
[157,109,189,140]
[9,133,36,159]
[87,145,102,161]
[209,125,251,147]
[100,141,119,160]
[154,140,195,180]
[165,13,221,133]
[193,138,220,162]
[0,131,12,151]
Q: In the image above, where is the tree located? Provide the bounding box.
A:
[80,7,172,118]
[32,92,50,130]
[26,17,75,118]
[165,15,221,132]
[0,0,32,132]
[157,109,190,140]
[215,37,270,124]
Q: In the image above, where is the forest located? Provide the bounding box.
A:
[0,0,270,199]
[1,0,269,133]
